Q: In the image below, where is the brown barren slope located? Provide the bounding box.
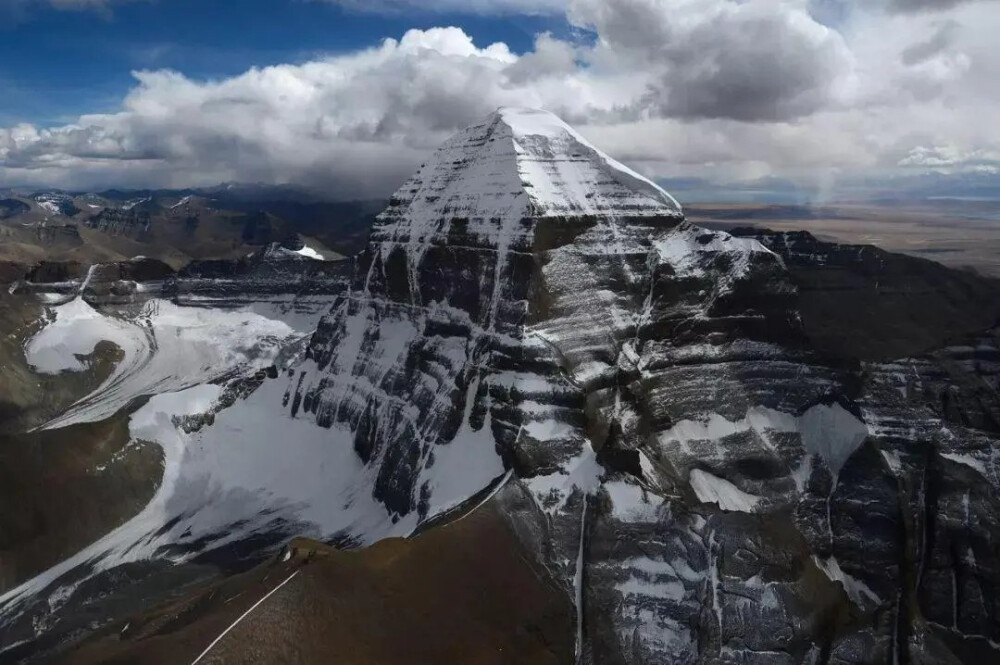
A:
[63,503,574,665]
[0,418,162,594]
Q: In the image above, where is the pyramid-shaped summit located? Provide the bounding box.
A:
[490,107,682,216]
[372,107,684,256]
[300,106,782,531]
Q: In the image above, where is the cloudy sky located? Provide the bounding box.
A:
[1,0,998,200]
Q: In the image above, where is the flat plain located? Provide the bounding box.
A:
[686,199,1000,277]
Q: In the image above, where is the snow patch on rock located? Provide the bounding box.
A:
[605,481,665,522]
[689,469,761,513]
[417,375,506,519]
[658,403,869,481]
[797,403,870,476]
[941,452,989,476]
[654,223,774,281]
[813,555,880,608]
[294,245,325,261]
[526,447,603,514]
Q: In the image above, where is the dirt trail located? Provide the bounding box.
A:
[63,503,574,665]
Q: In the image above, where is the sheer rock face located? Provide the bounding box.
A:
[730,228,1000,361]
[297,107,690,521]
[283,109,1000,663]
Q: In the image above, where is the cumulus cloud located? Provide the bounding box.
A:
[2,0,999,195]
[901,20,959,64]
[0,27,612,195]
[568,0,855,121]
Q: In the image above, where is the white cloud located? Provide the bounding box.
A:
[2,0,1000,195]
[897,145,1000,171]
[0,27,610,195]
[568,0,856,121]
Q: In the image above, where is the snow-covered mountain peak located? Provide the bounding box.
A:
[373,108,683,258]
[494,107,682,217]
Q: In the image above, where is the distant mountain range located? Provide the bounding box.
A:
[0,185,385,269]
[4,171,999,272]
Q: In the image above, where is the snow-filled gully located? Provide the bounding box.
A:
[574,497,588,663]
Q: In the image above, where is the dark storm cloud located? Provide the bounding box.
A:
[569,0,853,122]
[884,0,995,13]
[901,20,959,64]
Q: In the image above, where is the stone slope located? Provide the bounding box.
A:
[57,508,573,665]
[732,227,1000,360]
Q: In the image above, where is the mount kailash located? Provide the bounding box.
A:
[1,108,998,664]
